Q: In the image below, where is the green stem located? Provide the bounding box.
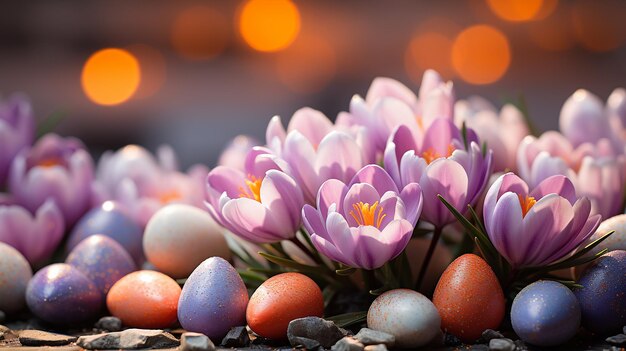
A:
[415,226,443,291]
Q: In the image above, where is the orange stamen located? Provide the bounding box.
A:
[238,175,262,202]
[517,194,536,217]
[349,201,387,228]
[158,190,182,204]
[421,144,456,164]
[37,158,63,168]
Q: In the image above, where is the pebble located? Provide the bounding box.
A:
[488,338,515,351]
[367,289,441,348]
[94,316,122,332]
[220,326,250,348]
[354,328,395,347]
[514,339,528,350]
[606,334,626,345]
[0,242,33,314]
[106,270,181,328]
[481,329,505,342]
[331,337,365,351]
[364,345,388,351]
[469,345,489,351]
[18,330,77,346]
[76,328,179,349]
[443,333,461,346]
[181,332,216,351]
[287,317,347,349]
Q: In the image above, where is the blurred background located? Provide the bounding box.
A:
[1,0,625,168]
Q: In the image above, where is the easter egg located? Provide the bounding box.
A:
[0,242,33,313]
[367,289,441,348]
[511,280,581,346]
[432,254,505,342]
[178,257,248,340]
[575,215,626,277]
[247,272,324,340]
[107,270,181,328]
[574,250,626,335]
[67,202,143,264]
[26,263,102,324]
[143,204,230,279]
[66,235,136,297]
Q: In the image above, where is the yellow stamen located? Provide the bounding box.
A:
[349,201,387,228]
[158,190,181,204]
[421,144,456,164]
[517,194,536,217]
[238,175,262,202]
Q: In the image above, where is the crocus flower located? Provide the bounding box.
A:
[0,94,35,186]
[206,148,304,243]
[0,200,64,265]
[559,89,616,148]
[608,88,626,139]
[483,173,601,268]
[455,97,529,172]
[9,134,94,226]
[384,118,493,228]
[218,135,259,170]
[302,165,422,270]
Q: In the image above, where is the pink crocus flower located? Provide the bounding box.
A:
[218,135,260,171]
[0,94,35,186]
[484,173,601,268]
[559,89,619,149]
[302,165,422,270]
[9,134,94,227]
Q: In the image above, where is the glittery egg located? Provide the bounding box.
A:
[511,280,581,346]
[367,289,441,348]
[432,254,505,342]
[67,202,144,264]
[247,272,324,340]
[106,270,181,328]
[143,204,231,279]
[0,242,33,313]
[178,257,248,340]
[26,263,102,324]
[575,250,626,335]
[66,234,136,297]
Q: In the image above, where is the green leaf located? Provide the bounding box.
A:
[227,237,265,269]
[336,266,356,276]
[322,285,337,308]
[238,270,266,289]
[258,252,335,284]
[326,311,367,328]
[36,110,66,138]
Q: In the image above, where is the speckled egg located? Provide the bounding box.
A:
[247,272,324,340]
[367,289,441,348]
[0,242,33,313]
[67,202,144,264]
[574,250,626,335]
[511,280,581,346]
[432,254,505,342]
[26,263,102,324]
[66,235,136,297]
[106,270,181,328]
[143,204,230,279]
[178,257,248,340]
[575,215,626,277]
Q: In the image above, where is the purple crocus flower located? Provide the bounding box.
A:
[384,118,493,228]
[0,200,64,266]
[218,135,259,171]
[206,148,304,243]
[0,94,35,186]
[302,165,422,270]
[483,173,601,268]
[9,134,94,227]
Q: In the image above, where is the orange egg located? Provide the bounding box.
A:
[432,254,505,342]
[106,270,181,328]
[246,272,324,339]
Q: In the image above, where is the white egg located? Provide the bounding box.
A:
[0,242,33,313]
[143,204,231,278]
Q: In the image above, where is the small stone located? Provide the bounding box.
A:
[606,334,626,345]
[443,333,462,346]
[18,330,77,346]
[513,339,528,351]
[287,317,346,348]
[76,328,179,349]
[469,345,489,351]
[481,329,504,342]
[95,316,122,332]
[220,326,250,347]
[181,332,215,351]
[489,338,515,351]
[354,328,395,347]
[331,337,365,351]
[289,336,321,350]
[364,344,388,351]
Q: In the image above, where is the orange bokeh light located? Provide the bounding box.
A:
[571,0,625,52]
[276,35,336,94]
[487,0,544,22]
[171,6,229,60]
[81,48,141,106]
[451,25,511,85]
[405,32,455,82]
[238,0,300,52]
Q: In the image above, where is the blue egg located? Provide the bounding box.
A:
[67,202,143,264]
[511,280,580,346]
[26,263,102,325]
[178,257,249,340]
[66,235,136,297]
[575,250,626,335]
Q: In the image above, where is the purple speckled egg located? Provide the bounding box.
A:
[66,235,136,297]
[575,250,626,335]
[511,280,581,347]
[26,263,102,325]
[67,202,143,264]
[178,257,249,340]
[0,242,33,313]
